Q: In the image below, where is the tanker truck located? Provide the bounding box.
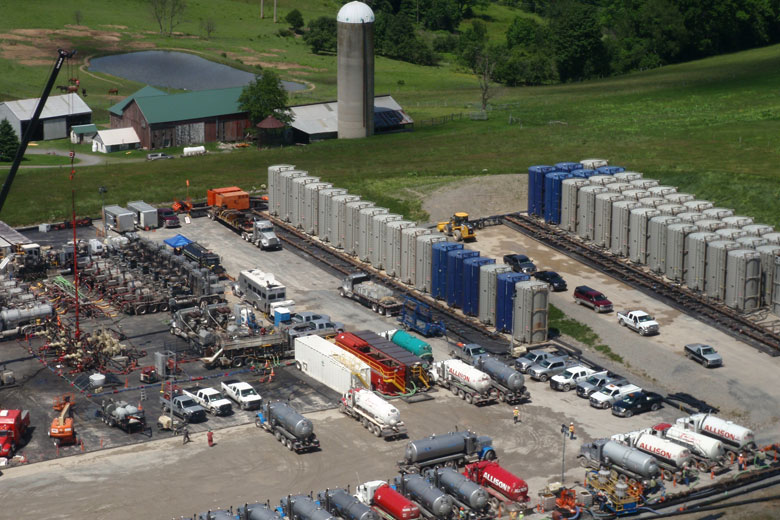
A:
[425,467,490,518]
[429,359,497,406]
[0,303,53,338]
[255,401,320,453]
[611,430,696,481]
[280,495,337,520]
[675,413,755,453]
[656,423,726,472]
[400,430,496,473]
[356,480,421,520]
[394,473,454,519]
[472,356,529,404]
[579,439,660,487]
[339,388,408,439]
[236,503,282,520]
[318,488,379,520]
[463,461,529,509]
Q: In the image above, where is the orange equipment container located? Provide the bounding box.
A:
[207,186,242,206]
[215,190,250,210]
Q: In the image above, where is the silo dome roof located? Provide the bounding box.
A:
[337,1,375,23]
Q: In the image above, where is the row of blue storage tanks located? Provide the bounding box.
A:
[528,162,625,224]
[431,242,529,333]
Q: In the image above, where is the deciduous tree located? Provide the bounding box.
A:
[238,70,292,128]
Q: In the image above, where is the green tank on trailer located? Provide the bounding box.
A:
[390,330,433,363]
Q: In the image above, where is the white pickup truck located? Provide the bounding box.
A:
[616,310,659,336]
[221,380,263,410]
[590,383,642,409]
[550,365,596,392]
[182,386,233,416]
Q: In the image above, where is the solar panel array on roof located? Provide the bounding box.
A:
[353,330,424,367]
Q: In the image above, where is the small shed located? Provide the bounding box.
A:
[70,124,98,144]
[92,127,141,154]
[256,115,288,147]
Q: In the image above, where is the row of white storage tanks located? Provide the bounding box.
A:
[556,169,780,314]
[266,165,549,344]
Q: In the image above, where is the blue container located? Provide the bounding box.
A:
[496,272,530,332]
[554,162,583,173]
[462,257,495,316]
[544,172,574,224]
[447,250,479,308]
[597,166,625,175]
[572,169,596,179]
[431,242,463,299]
[528,165,555,217]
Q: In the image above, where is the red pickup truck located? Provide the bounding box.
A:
[573,286,613,313]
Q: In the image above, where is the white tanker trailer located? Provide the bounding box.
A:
[612,430,695,481]
[339,388,407,439]
[657,423,726,471]
[429,359,497,406]
[676,414,755,452]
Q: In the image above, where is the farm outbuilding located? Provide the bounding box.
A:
[92,128,141,154]
[70,124,98,144]
[109,86,251,149]
[0,93,92,141]
[288,95,412,144]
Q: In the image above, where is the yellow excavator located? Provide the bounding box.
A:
[437,212,476,242]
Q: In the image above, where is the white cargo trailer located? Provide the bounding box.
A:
[294,335,370,395]
[126,200,159,229]
[103,205,135,233]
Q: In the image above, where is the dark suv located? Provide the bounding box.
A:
[611,391,663,418]
[503,254,537,274]
[573,286,613,312]
[533,271,567,291]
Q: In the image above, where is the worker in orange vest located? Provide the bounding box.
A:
[569,422,575,440]
[513,407,520,425]
[738,453,745,471]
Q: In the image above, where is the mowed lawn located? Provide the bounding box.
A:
[1,0,780,226]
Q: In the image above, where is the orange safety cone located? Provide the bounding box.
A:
[264,359,270,370]
[124,377,128,389]
[672,476,676,488]
[269,367,275,381]
[80,440,85,452]
[710,469,715,480]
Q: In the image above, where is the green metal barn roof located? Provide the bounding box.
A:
[134,87,245,124]
[71,124,98,134]
[108,86,167,117]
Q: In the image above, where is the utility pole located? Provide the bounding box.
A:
[260,0,264,19]
[98,186,107,237]
[560,423,567,483]
[273,0,277,23]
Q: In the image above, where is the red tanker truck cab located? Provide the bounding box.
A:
[0,409,30,458]
[464,461,529,503]
[357,480,420,520]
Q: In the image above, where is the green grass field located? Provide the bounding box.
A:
[1,1,780,227]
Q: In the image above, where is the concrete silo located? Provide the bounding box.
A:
[337,1,375,139]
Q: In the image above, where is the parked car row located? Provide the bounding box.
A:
[515,348,665,419]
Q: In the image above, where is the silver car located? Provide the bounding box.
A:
[515,351,554,373]
[528,356,571,382]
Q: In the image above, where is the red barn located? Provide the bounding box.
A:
[109,86,251,150]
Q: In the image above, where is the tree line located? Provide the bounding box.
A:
[299,0,780,86]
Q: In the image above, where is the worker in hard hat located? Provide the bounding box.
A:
[569,422,575,440]
[513,407,520,425]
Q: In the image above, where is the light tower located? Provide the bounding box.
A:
[337,1,375,139]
